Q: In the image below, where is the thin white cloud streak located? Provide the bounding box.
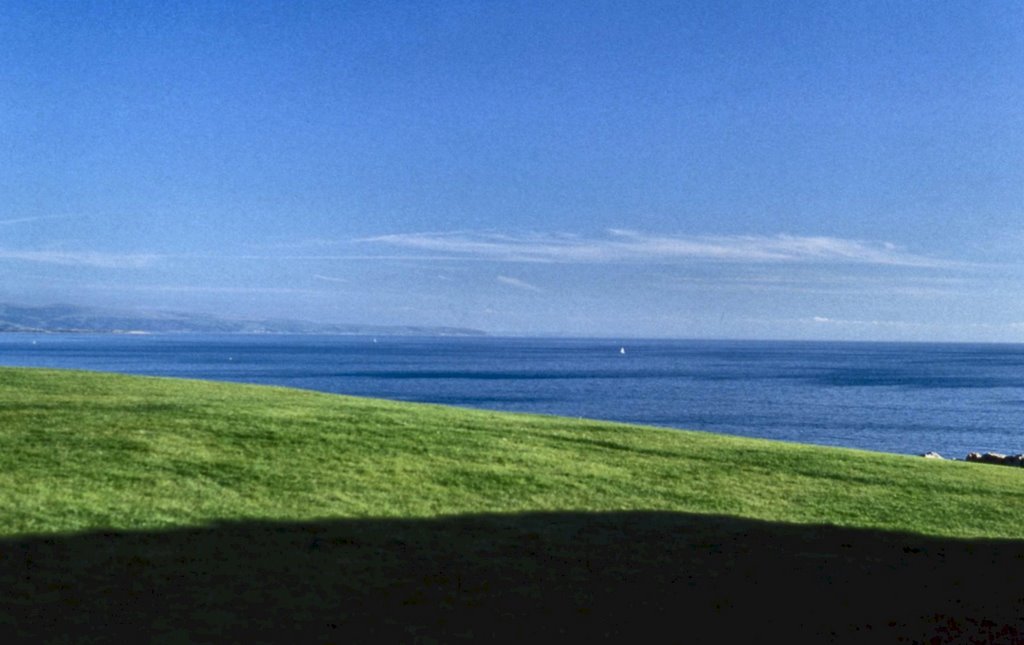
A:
[667,273,973,298]
[82,283,321,295]
[359,230,955,268]
[803,316,1024,333]
[244,238,345,251]
[0,215,78,226]
[0,248,159,268]
[497,275,543,292]
[215,254,481,262]
[313,274,348,284]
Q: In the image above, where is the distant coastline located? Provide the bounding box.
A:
[0,303,487,337]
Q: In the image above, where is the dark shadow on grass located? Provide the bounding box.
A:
[2,512,1022,643]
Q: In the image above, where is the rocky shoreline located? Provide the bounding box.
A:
[922,451,1024,467]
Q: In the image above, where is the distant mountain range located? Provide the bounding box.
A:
[0,303,486,337]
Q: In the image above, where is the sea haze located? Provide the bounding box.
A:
[2,334,1022,458]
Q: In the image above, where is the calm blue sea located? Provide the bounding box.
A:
[2,334,1023,457]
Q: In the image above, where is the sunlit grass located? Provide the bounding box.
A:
[1,366,1021,538]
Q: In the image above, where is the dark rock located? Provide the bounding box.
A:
[965,452,1024,467]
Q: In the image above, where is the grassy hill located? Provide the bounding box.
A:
[1,367,1022,642]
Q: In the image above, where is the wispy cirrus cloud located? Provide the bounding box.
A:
[0,215,79,226]
[359,230,954,268]
[82,283,321,295]
[243,237,344,251]
[668,272,974,298]
[0,248,159,268]
[805,316,985,332]
[313,274,348,284]
[497,275,543,292]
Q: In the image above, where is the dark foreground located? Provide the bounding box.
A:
[2,511,1021,643]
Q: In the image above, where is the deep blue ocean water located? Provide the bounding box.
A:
[2,333,1023,457]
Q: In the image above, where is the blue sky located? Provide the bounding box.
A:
[2,1,1022,340]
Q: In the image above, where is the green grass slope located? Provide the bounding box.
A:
[1,366,1023,642]
[0,366,1020,538]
